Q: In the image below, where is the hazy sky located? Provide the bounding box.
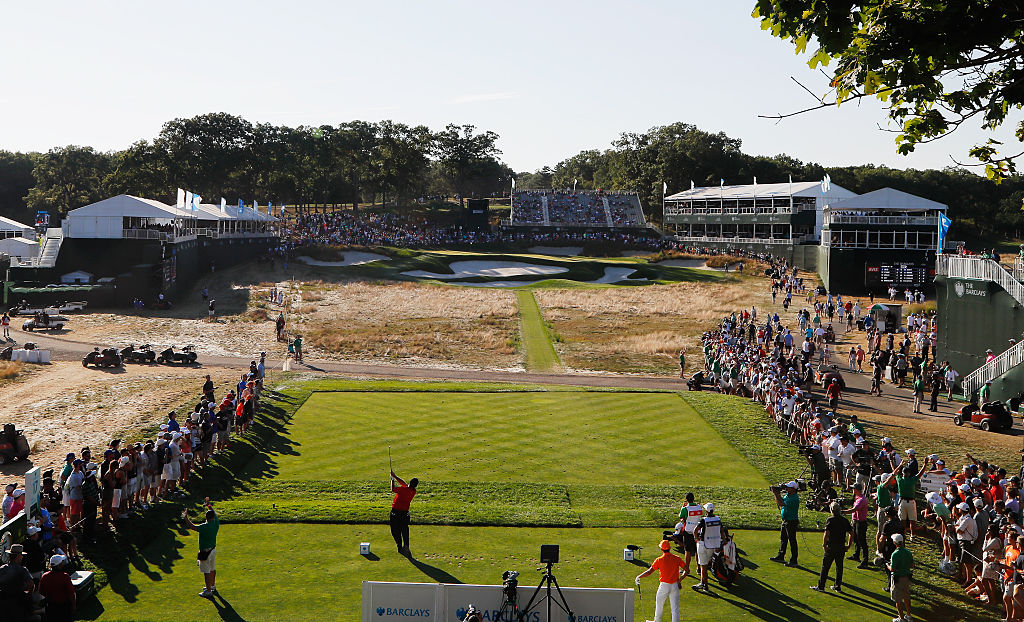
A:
[1,1,1014,178]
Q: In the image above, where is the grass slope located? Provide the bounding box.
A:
[90,524,979,622]
[517,291,561,371]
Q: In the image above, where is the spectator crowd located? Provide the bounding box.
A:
[0,356,268,622]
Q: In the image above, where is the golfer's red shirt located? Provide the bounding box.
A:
[392,485,416,511]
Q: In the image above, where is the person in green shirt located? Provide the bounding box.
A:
[912,375,925,413]
[980,379,992,403]
[770,481,801,566]
[678,349,686,378]
[846,415,866,439]
[293,335,303,363]
[887,532,914,622]
[184,498,220,599]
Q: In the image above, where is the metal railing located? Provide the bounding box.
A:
[937,254,1024,395]
[962,341,1024,397]
[671,235,805,245]
[823,214,937,226]
[935,255,1024,306]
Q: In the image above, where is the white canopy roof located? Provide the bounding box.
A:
[826,187,947,212]
[666,181,855,201]
[67,195,195,220]
[0,216,34,232]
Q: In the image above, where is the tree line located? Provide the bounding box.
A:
[0,113,511,224]
[521,122,1024,240]
[2,115,1023,239]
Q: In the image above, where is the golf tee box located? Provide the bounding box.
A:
[360,542,371,555]
[623,548,634,561]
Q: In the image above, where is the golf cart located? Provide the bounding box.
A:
[82,347,122,368]
[954,401,1015,433]
[158,345,197,365]
[0,423,30,465]
[120,344,156,364]
[22,313,67,332]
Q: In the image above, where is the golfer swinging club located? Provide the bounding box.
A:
[390,468,418,556]
[183,497,220,599]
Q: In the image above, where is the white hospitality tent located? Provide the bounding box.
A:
[825,187,948,212]
[63,195,196,239]
[0,216,35,239]
[0,236,39,259]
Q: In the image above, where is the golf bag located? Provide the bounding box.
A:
[711,536,743,585]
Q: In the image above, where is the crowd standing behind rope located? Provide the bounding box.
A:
[0,355,267,621]
[689,255,1024,621]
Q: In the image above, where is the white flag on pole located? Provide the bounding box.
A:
[176,188,186,209]
[184,191,193,212]
[690,180,695,190]
[663,181,668,195]
[511,177,516,191]
[191,193,201,211]
[220,197,227,213]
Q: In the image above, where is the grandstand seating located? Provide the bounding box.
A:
[510,190,645,228]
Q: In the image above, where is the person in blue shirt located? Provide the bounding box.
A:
[770,481,801,566]
[166,412,180,433]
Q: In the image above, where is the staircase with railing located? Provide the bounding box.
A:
[962,341,1024,398]
[936,255,1024,396]
[36,228,63,268]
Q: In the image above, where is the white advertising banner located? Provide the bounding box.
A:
[362,581,441,621]
[919,473,950,495]
[363,581,633,622]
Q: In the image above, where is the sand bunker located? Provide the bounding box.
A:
[526,246,584,256]
[297,252,389,266]
[462,267,645,288]
[403,260,569,280]
[656,259,740,271]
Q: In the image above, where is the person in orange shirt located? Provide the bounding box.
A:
[635,539,684,622]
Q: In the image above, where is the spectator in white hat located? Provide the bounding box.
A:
[39,553,75,622]
[692,502,724,593]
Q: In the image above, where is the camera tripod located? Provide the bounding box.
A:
[497,582,520,622]
[519,562,575,622]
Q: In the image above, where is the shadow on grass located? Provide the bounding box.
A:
[211,592,247,622]
[407,554,463,584]
[83,389,308,610]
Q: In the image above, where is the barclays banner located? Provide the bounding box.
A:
[362,582,633,622]
[950,279,989,300]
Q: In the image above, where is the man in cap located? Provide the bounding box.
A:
[390,469,418,556]
[812,501,852,593]
[893,452,928,542]
[770,481,801,566]
[38,554,75,621]
[0,542,33,620]
[22,526,44,580]
[1,483,15,521]
[692,502,724,593]
[183,497,220,599]
[65,459,84,527]
[887,533,914,622]
[81,462,101,543]
[980,379,992,403]
[676,492,702,578]
[635,538,683,622]
[954,501,979,586]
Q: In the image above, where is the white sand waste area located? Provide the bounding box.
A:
[297,252,389,266]
[462,266,645,288]
[403,260,569,280]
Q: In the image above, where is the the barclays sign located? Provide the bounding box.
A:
[952,279,987,298]
[453,607,540,622]
[377,607,431,617]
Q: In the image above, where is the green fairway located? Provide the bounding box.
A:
[89,523,969,622]
[517,290,561,371]
[276,391,764,486]
[82,379,991,622]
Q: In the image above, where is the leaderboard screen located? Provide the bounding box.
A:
[865,262,930,288]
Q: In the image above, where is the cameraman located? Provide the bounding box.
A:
[770,481,800,567]
[806,445,829,491]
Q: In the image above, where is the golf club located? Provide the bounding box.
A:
[388,444,393,485]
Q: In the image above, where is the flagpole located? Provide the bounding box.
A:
[937,209,943,255]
